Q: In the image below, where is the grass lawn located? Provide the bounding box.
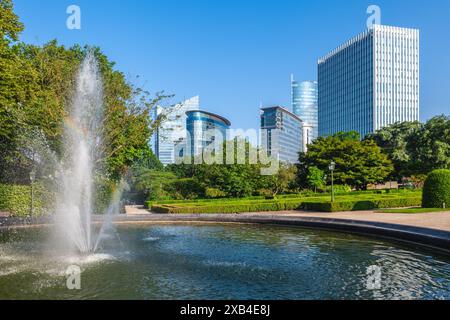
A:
[376,207,449,214]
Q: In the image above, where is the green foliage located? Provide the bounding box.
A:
[298,132,394,190]
[263,163,298,196]
[0,2,168,208]
[422,169,450,208]
[302,196,421,212]
[205,187,227,199]
[149,191,422,214]
[151,199,305,214]
[417,116,450,173]
[131,169,177,201]
[164,178,204,200]
[325,184,352,193]
[166,140,278,199]
[366,116,450,178]
[0,183,51,216]
[0,0,23,46]
[306,166,325,192]
[93,176,116,214]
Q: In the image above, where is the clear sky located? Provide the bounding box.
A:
[14,0,450,131]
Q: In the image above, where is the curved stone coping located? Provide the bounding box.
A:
[1,214,450,254]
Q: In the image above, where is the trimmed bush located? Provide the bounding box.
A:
[302,196,421,212]
[0,184,51,216]
[152,199,306,214]
[150,193,422,214]
[422,169,450,208]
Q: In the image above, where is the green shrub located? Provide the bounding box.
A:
[205,187,227,199]
[163,178,204,200]
[148,191,423,214]
[302,196,422,212]
[325,184,352,193]
[422,169,450,208]
[0,184,51,216]
[152,199,305,214]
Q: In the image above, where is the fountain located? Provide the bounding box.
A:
[1,54,449,301]
[53,53,106,254]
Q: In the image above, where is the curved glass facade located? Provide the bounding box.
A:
[186,110,231,157]
[292,78,318,141]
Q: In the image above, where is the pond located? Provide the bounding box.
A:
[0,224,449,300]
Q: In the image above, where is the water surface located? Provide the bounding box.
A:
[0,224,449,300]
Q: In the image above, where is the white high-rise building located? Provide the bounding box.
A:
[153,96,200,165]
[318,25,420,138]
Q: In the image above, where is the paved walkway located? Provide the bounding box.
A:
[124,205,150,215]
[125,206,450,233]
[242,210,450,232]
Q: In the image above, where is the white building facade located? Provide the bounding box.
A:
[153,96,200,165]
[318,25,420,138]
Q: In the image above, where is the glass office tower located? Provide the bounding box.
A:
[153,96,200,165]
[260,106,303,164]
[185,110,231,157]
[291,76,318,141]
[318,25,419,138]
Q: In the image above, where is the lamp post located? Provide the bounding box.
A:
[30,169,36,216]
[328,161,336,203]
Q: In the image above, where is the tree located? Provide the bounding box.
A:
[166,139,273,198]
[0,0,23,47]
[416,115,450,173]
[262,163,298,196]
[1,39,170,183]
[131,168,177,201]
[365,121,422,179]
[366,116,450,178]
[298,132,394,190]
[307,166,325,193]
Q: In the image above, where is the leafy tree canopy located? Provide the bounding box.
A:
[366,116,450,178]
[298,132,394,190]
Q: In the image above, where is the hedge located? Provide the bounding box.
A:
[146,189,421,209]
[0,184,51,217]
[422,169,450,208]
[152,199,306,214]
[302,196,422,212]
[151,194,422,214]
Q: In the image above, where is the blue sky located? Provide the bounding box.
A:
[14,0,450,130]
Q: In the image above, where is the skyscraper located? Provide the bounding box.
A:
[185,110,231,158]
[318,25,420,138]
[153,96,200,165]
[291,76,318,141]
[260,106,303,164]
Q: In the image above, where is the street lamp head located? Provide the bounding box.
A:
[29,169,36,183]
[329,161,336,171]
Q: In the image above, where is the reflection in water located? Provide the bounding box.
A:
[0,224,449,300]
